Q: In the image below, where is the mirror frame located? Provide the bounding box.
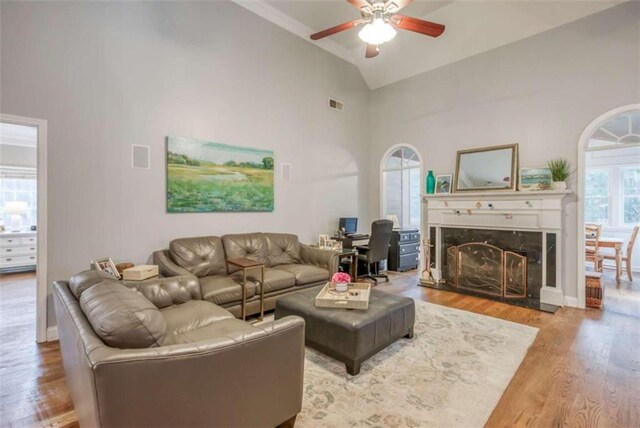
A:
[454,143,519,192]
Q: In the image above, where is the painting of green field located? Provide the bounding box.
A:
[167,137,274,212]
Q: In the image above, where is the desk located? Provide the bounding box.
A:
[586,237,624,283]
[334,235,370,249]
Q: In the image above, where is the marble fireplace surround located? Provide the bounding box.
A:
[421,190,572,307]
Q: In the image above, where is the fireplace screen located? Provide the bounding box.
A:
[446,243,527,299]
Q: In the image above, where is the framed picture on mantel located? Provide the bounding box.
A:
[519,167,552,191]
[435,174,453,194]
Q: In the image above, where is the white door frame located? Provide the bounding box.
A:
[576,103,640,309]
[1,113,48,343]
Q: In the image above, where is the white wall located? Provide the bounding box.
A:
[368,3,640,299]
[0,1,371,326]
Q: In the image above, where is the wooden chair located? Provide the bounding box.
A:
[602,225,638,281]
[585,223,603,272]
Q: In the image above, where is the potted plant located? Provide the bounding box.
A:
[331,272,351,293]
[547,158,571,190]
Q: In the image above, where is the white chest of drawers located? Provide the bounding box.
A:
[0,231,37,272]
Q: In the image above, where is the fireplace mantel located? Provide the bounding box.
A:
[420,189,573,307]
[421,189,572,200]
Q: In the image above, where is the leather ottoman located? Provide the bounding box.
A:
[275,285,415,375]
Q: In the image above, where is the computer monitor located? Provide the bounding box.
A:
[339,217,358,234]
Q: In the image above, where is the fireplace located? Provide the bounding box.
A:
[439,228,542,307]
[421,190,570,311]
[446,243,528,299]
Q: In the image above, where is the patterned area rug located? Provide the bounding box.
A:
[296,300,538,427]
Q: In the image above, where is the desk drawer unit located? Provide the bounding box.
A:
[388,229,420,272]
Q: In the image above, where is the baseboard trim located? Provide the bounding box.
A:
[563,296,579,308]
[46,326,58,341]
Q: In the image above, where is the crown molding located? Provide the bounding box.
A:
[231,0,357,65]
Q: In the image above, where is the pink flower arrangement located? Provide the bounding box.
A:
[331,272,351,284]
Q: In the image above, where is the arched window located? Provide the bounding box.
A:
[381,146,422,229]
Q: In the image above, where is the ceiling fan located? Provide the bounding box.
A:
[310,0,445,58]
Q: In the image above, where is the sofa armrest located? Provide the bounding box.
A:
[153,249,193,277]
[300,244,339,273]
[87,316,305,427]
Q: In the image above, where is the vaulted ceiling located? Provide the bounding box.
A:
[233,0,624,89]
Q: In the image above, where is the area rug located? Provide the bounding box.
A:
[296,300,539,427]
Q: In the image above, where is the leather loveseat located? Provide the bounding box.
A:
[153,232,338,318]
[53,270,305,427]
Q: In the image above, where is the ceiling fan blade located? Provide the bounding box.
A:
[391,15,445,37]
[365,44,379,58]
[310,19,363,40]
[384,0,413,13]
[346,0,373,13]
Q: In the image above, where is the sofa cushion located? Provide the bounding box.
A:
[265,233,301,267]
[171,318,263,345]
[274,264,330,286]
[69,270,117,299]
[222,233,268,273]
[161,300,234,337]
[124,275,201,309]
[255,268,296,294]
[169,236,227,278]
[200,274,257,305]
[80,280,167,348]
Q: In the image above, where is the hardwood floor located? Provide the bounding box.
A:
[0,270,638,427]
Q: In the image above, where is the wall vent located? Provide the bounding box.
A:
[131,144,150,169]
[328,98,344,112]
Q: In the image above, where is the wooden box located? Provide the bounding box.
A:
[585,271,603,309]
[315,282,371,310]
[123,265,159,281]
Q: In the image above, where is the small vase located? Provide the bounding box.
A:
[426,171,436,194]
[551,181,567,190]
[335,282,349,292]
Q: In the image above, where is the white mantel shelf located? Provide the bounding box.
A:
[421,190,573,199]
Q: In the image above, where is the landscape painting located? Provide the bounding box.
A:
[167,137,274,212]
[519,167,552,191]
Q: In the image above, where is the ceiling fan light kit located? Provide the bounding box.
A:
[309,0,445,59]
[358,19,396,45]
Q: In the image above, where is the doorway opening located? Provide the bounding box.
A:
[0,115,48,343]
[578,105,639,313]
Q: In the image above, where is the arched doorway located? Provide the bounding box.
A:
[577,104,640,308]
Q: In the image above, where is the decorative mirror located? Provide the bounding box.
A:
[454,144,519,192]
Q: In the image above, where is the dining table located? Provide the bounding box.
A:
[586,236,625,282]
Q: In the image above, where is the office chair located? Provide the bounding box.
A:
[356,219,393,284]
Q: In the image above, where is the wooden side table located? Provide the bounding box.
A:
[226,258,265,321]
[334,249,358,281]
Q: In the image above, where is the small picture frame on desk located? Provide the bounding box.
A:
[319,234,329,249]
[92,257,121,279]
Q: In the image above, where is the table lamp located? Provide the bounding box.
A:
[4,201,28,232]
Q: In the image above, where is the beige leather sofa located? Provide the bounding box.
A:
[154,232,338,318]
[53,270,305,428]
